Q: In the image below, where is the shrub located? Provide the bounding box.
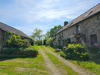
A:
[1,48,24,54]
[87,46,100,60]
[1,47,38,57]
[35,40,42,45]
[55,49,61,52]
[60,51,67,59]
[53,45,63,49]
[46,37,53,46]
[63,44,88,61]
[4,34,30,48]
[14,48,38,57]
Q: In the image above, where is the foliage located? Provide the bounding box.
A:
[3,31,12,45]
[4,34,30,48]
[60,51,67,58]
[53,45,63,49]
[46,37,53,46]
[35,40,43,45]
[62,44,88,61]
[55,49,61,52]
[44,31,50,39]
[31,28,43,40]
[1,48,24,54]
[44,25,63,39]
[14,48,38,57]
[87,46,100,61]
[50,25,63,37]
[1,47,38,57]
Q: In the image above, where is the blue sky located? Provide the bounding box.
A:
[0,0,100,36]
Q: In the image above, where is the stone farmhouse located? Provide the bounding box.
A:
[0,22,32,51]
[53,3,100,47]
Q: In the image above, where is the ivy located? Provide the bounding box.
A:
[3,31,12,45]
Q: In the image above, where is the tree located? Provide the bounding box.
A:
[44,25,62,46]
[50,25,62,37]
[46,37,53,46]
[44,31,50,40]
[31,28,43,40]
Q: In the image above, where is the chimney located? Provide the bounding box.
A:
[64,21,68,26]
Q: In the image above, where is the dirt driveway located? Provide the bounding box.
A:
[39,46,96,75]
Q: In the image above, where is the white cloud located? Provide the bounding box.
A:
[0,0,100,35]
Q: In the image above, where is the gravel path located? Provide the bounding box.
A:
[44,47,96,75]
[39,49,64,75]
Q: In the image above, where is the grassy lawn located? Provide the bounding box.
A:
[40,46,79,75]
[0,46,48,75]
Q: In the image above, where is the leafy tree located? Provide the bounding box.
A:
[50,25,62,37]
[44,31,50,40]
[46,37,53,46]
[31,28,43,40]
[45,25,62,39]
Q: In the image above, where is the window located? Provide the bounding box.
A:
[90,34,97,46]
[84,11,93,17]
[76,25,80,33]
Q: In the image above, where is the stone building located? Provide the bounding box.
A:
[53,3,100,46]
[0,22,32,51]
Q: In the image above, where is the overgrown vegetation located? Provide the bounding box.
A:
[46,44,100,75]
[1,34,38,57]
[4,34,30,48]
[60,44,88,61]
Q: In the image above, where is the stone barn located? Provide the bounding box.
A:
[53,3,100,47]
[0,22,32,51]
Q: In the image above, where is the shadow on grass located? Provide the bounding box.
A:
[0,54,37,61]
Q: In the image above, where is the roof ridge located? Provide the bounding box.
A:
[55,3,100,35]
[0,22,25,34]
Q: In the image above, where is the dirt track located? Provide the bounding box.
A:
[39,47,96,75]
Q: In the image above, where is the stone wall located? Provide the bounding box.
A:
[0,29,3,51]
[80,12,100,46]
[53,12,100,46]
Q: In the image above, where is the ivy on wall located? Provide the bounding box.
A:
[3,31,12,46]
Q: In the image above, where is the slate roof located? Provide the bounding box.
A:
[0,22,31,39]
[55,3,100,35]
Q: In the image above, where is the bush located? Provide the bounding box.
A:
[55,49,61,52]
[1,48,24,54]
[87,46,100,60]
[4,34,30,48]
[35,40,42,45]
[60,51,67,59]
[53,45,63,49]
[1,47,38,57]
[46,37,53,46]
[62,44,88,61]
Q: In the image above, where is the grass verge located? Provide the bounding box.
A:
[70,60,100,75]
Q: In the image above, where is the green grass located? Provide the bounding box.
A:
[70,60,100,75]
[0,47,48,75]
